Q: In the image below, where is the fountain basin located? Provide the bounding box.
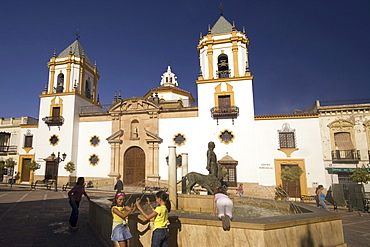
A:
[89,195,346,247]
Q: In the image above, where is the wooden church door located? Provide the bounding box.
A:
[124,146,145,185]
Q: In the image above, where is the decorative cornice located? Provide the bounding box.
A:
[196,75,253,84]
[254,113,318,120]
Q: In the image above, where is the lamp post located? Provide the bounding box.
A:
[51,152,67,192]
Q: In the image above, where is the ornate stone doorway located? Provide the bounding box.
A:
[124,146,145,185]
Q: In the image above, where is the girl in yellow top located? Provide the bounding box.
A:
[136,191,171,247]
[111,193,136,247]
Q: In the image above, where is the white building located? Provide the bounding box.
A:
[2,15,370,197]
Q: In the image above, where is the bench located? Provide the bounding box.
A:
[62,182,76,191]
[30,180,55,190]
[142,186,168,193]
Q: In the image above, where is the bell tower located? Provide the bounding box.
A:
[43,39,100,103]
[197,15,251,81]
[35,38,101,185]
[196,15,254,121]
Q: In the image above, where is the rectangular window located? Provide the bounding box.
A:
[24,135,33,148]
[279,132,296,148]
[0,132,10,152]
[218,95,231,113]
[52,107,60,117]
[334,132,354,150]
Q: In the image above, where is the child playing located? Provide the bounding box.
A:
[135,191,171,247]
[111,193,136,247]
[68,177,90,229]
[213,186,233,231]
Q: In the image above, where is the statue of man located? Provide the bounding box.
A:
[206,141,218,178]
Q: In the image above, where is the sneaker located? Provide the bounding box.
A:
[69,224,78,230]
[221,216,230,231]
[224,215,230,231]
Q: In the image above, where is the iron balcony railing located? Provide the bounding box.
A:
[331,149,360,163]
[42,116,64,126]
[0,145,17,153]
[211,106,239,118]
[216,69,231,78]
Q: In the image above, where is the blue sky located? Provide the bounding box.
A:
[0,0,369,119]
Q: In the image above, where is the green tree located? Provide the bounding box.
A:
[281,166,303,181]
[64,161,75,173]
[64,161,76,183]
[350,166,370,184]
[5,157,16,169]
[280,166,303,199]
[4,158,17,186]
[25,160,41,183]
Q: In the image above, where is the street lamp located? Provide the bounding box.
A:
[51,152,67,192]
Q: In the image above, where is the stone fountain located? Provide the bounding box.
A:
[88,144,347,247]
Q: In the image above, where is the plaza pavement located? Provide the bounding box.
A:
[1,183,370,247]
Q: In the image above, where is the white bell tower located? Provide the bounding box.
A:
[196,14,254,121]
[35,38,101,186]
[195,15,257,179]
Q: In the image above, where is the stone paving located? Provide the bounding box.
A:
[0,183,113,247]
[1,183,370,247]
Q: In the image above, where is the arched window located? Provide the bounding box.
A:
[56,73,64,93]
[217,53,229,78]
[85,80,91,99]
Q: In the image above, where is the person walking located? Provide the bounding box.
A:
[316,185,329,211]
[115,176,124,194]
[68,177,90,229]
[111,193,136,247]
[213,186,233,231]
[136,191,171,247]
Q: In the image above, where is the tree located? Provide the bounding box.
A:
[350,166,370,184]
[5,157,16,169]
[281,166,303,199]
[64,161,75,173]
[4,158,17,186]
[25,160,41,183]
[64,161,76,183]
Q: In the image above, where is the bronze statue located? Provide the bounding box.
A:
[181,142,227,194]
[206,141,218,178]
[183,172,221,194]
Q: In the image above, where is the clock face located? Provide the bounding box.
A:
[90,135,100,147]
[49,134,59,146]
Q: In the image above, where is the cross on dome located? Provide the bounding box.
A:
[160,66,178,87]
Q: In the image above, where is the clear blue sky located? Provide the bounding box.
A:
[0,0,369,119]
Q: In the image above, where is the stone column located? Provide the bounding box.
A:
[181,153,188,194]
[168,146,177,209]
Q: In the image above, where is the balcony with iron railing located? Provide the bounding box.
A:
[0,145,17,154]
[42,116,64,126]
[331,149,360,163]
[211,106,239,125]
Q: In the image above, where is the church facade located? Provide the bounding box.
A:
[2,15,370,197]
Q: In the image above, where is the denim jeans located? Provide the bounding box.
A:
[69,200,80,227]
[151,228,168,247]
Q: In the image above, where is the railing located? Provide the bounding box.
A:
[216,70,231,78]
[42,116,64,126]
[331,150,360,163]
[0,145,17,153]
[211,106,239,118]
